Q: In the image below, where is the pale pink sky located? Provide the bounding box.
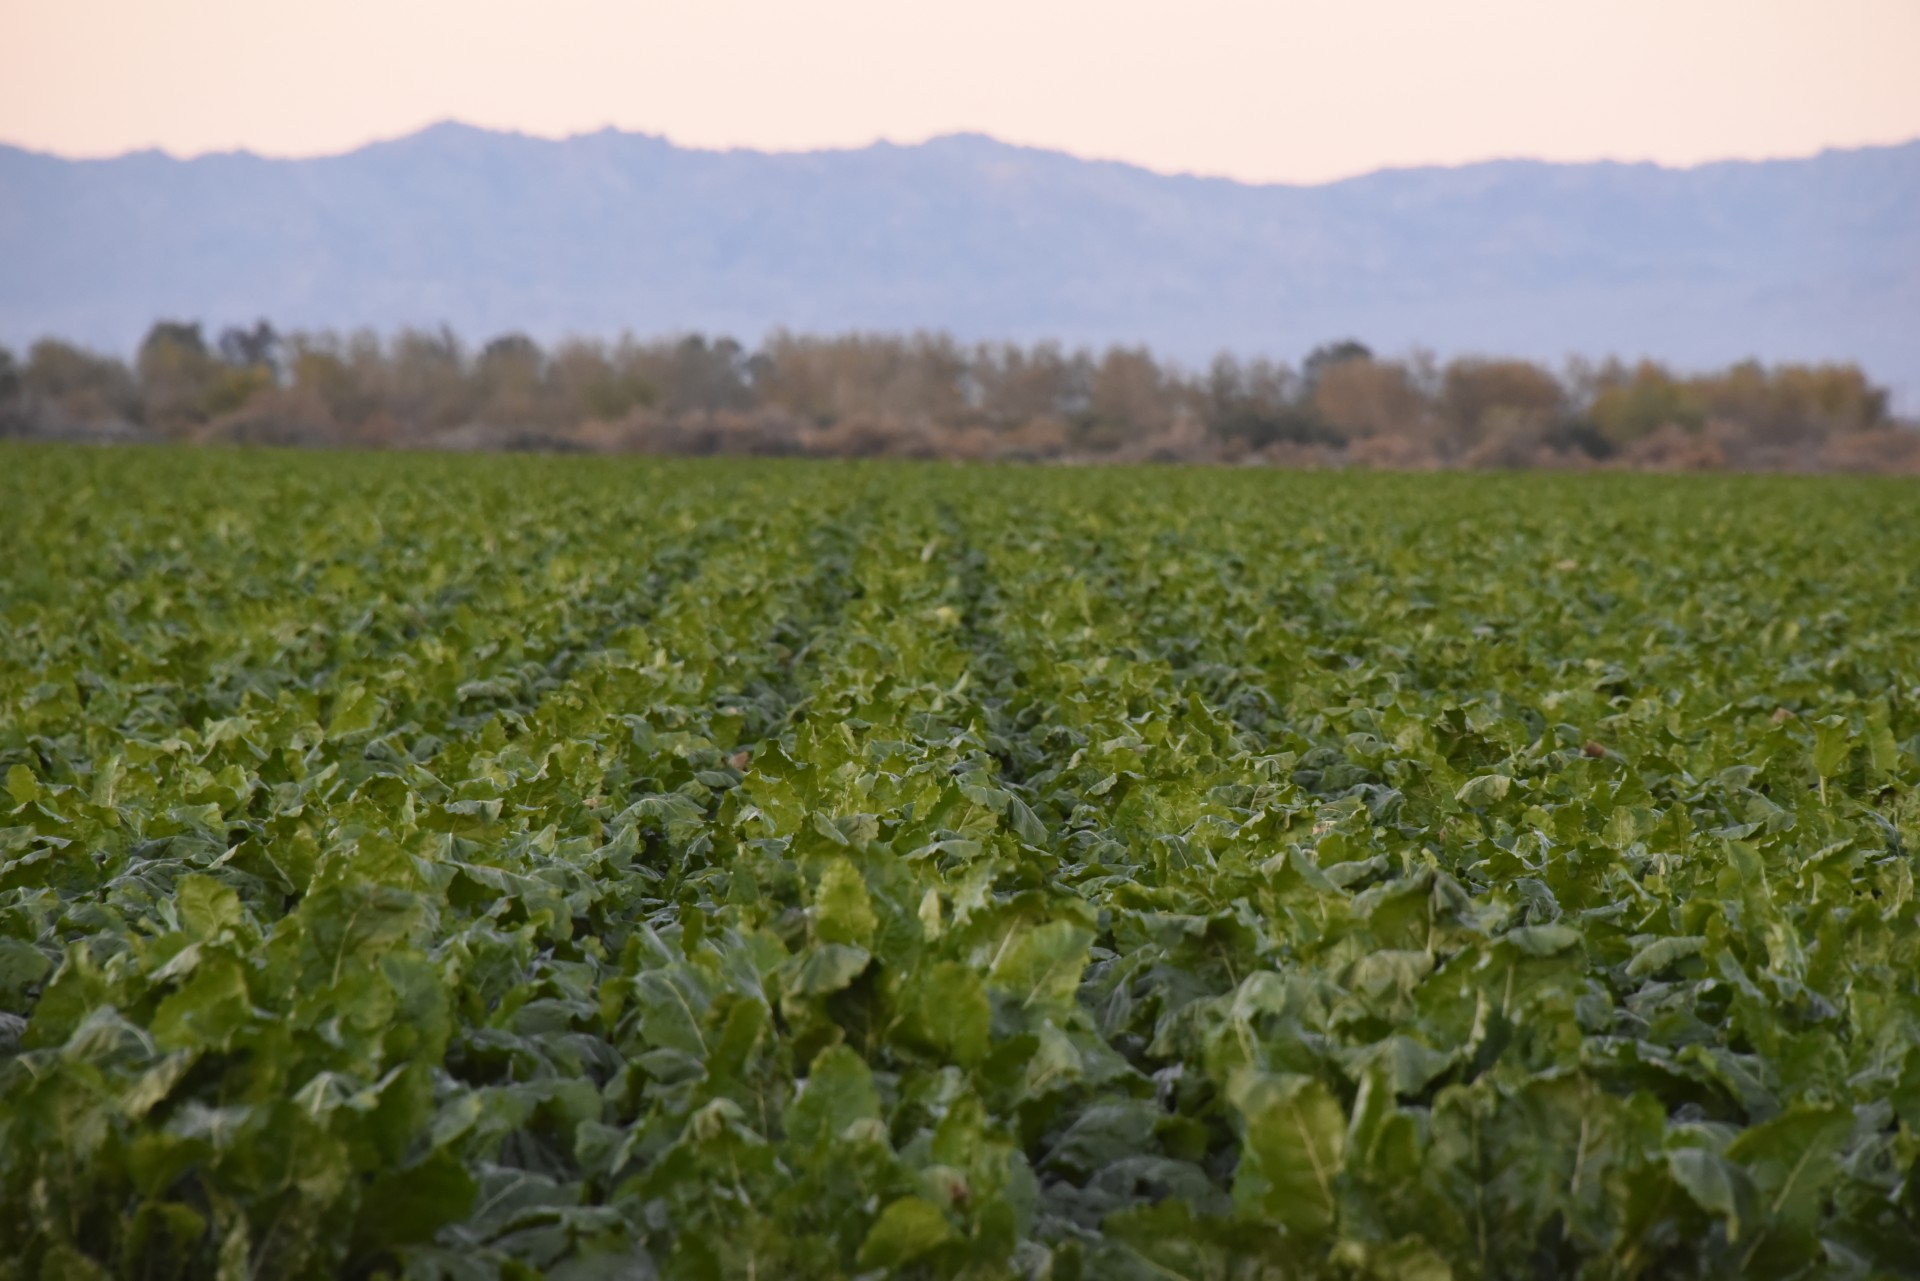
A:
[4,0,1918,183]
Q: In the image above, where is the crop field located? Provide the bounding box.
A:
[4,446,1920,1281]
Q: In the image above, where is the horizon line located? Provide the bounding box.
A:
[4,119,1917,189]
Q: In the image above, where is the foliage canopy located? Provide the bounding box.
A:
[3,447,1920,1278]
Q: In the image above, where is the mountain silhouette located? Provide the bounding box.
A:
[3,123,1915,403]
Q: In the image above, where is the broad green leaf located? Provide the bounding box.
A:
[791,943,871,996]
[631,969,711,1057]
[0,937,51,995]
[784,1044,880,1150]
[5,765,40,806]
[352,1149,477,1250]
[857,1196,955,1269]
[1503,923,1582,956]
[1007,796,1049,845]
[150,954,252,1052]
[1229,1070,1346,1239]
[815,857,877,947]
[987,920,1094,1012]
[918,887,944,939]
[326,683,383,738]
[1454,774,1511,807]
[1625,934,1706,978]
[33,1245,110,1281]
[1866,708,1898,776]
[1810,715,1852,780]
[914,961,991,1065]
[176,875,245,940]
[1669,1146,1758,1243]
[1723,1106,1851,1244]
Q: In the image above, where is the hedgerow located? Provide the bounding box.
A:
[3,446,1919,1279]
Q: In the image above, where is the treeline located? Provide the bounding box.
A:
[2,320,1912,470]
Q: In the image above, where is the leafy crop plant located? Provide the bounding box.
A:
[2,446,1919,1279]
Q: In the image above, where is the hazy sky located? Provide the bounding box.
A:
[4,0,1918,183]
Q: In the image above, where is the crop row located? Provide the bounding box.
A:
[3,448,1919,1279]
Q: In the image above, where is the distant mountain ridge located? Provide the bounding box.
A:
[2,123,1917,403]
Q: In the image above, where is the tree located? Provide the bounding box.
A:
[550,338,654,423]
[0,346,22,436]
[1081,346,1169,447]
[1313,358,1427,440]
[1205,353,1329,448]
[474,333,546,426]
[285,331,384,431]
[1302,340,1372,392]
[26,338,140,429]
[385,327,472,432]
[969,341,1075,430]
[217,321,281,373]
[137,320,224,437]
[1689,360,1886,446]
[1439,358,1565,450]
[660,335,752,415]
[1587,361,1703,446]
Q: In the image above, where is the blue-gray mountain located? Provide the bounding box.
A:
[2,123,1916,401]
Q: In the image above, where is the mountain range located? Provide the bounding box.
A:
[2,124,1916,403]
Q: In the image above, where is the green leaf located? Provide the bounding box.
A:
[914,961,991,1065]
[1503,923,1583,956]
[5,764,40,806]
[792,942,871,996]
[352,1148,477,1251]
[1336,1236,1455,1281]
[1454,774,1511,807]
[1625,934,1706,979]
[1007,796,1049,845]
[784,1044,880,1150]
[1603,805,1644,849]
[631,969,711,1057]
[1865,708,1899,776]
[1043,1099,1160,1178]
[1723,1106,1851,1245]
[987,920,1093,1011]
[1228,1070,1347,1239]
[1340,1035,1456,1096]
[150,954,253,1052]
[918,887,944,939]
[326,683,383,739]
[121,1052,198,1122]
[0,936,51,995]
[857,1196,955,1269]
[815,857,877,947]
[1668,1146,1758,1243]
[1810,715,1852,780]
[33,1245,110,1281]
[176,874,245,940]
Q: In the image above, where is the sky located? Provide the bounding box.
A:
[3,0,1918,183]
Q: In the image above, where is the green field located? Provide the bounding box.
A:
[4,446,1920,1280]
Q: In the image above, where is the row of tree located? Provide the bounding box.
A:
[1,320,1908,470]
